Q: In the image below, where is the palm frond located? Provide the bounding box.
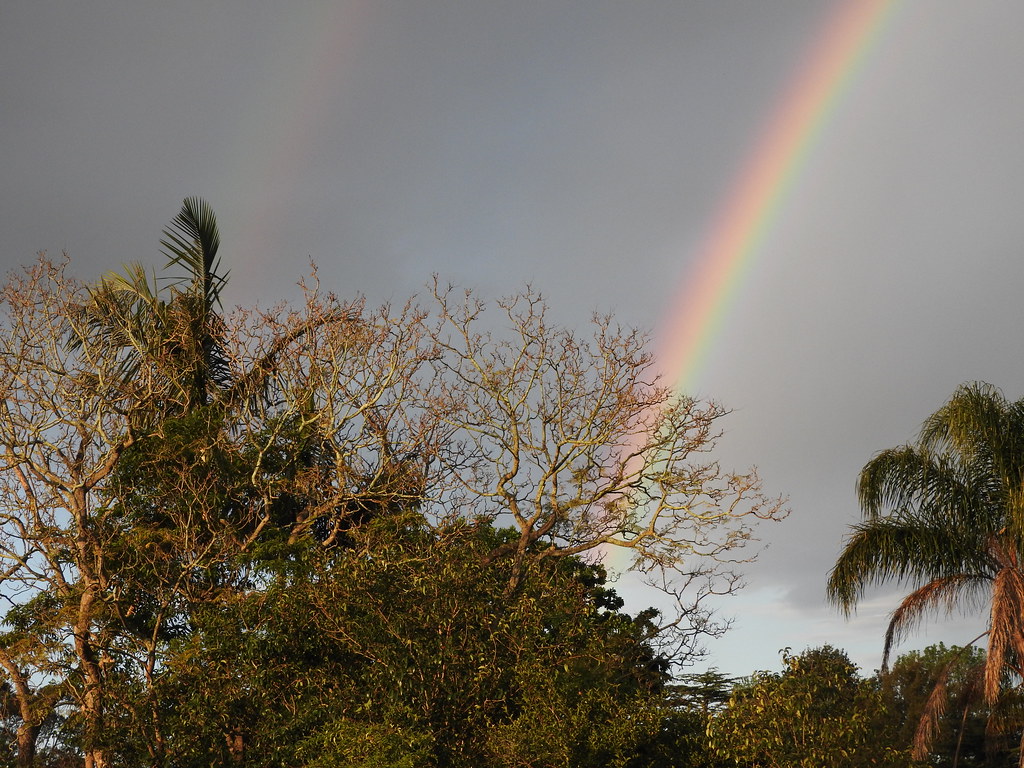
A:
[99,261,160,306]
[160,197,226,310]
[857,447,995,528]
[913,664,950,762]
[158,198,237,404]
[72,262,164,377]
[987,565,1024,703]
[920,382,1024,512]
[827,518,991,613]
[920,382,1008,454]
[881,576,988,667]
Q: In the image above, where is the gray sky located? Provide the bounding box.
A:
[4,0,1024,678]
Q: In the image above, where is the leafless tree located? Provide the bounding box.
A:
[414,280,786,653]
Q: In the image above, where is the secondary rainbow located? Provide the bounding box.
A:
[656,0,900,394]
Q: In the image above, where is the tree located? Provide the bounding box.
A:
[828,383,1024,763]
[0,256,143,768]
[672,669,737,717]
[78,197,232,415]
[0,242,374,765]
[416,281,786,655]
[708,646,910,767]
[642,670,738,768]
[66,201,429,764]
[881,644,1021,768]
[153,514,679,768]
[0,199,784,763]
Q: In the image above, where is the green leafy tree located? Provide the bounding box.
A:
[154,515,677,767]
[828,383,1024,763]
[881,644,1022,768]
[672,669,736,717]
[634,671,737,768]
[67,201,420,764]
[708,646,910,767]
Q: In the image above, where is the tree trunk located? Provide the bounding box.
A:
[75,586,106,768]
[15,722,39,768]
[0,650,43,768]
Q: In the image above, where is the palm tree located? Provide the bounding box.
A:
[78,197,231,415]
[80,198,355,414]
[828,382,1024,763]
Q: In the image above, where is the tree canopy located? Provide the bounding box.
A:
[0,200,784,766]
[708,646,909,768]
[881,643,1023,768]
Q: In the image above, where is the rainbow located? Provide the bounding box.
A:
[604,0,901,575]
[656,0,900,394]
[215,1,374,288]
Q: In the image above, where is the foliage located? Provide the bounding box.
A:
[152,515,676,767]
[828,383,1024,762]
[0,200,783,765]
[672,669,737,716]
[708,646,911,768]
[882,644,1021,768]
[640,670,738,768]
